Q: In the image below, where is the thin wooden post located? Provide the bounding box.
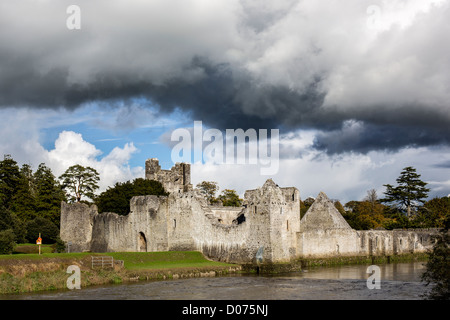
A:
[37,233,42,255]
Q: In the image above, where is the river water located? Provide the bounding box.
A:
[2,261,432,300]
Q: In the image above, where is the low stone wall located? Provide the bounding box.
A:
[297,228,360,258]
[296,228,438,259]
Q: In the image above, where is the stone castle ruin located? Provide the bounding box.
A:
[60,158,437,264]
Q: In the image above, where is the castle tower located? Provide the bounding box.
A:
[145,158,192,194]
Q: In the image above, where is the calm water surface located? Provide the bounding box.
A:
[2,261,431,300]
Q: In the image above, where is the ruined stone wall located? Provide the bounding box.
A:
[145,158,192,194]
[243,180,301,263]
[209,206,243,225]
[296,228,437,258]
[60,178,303,264]
[130,195,170,252]
[164,189,267,264]
[60,158,438,264]
[61,195,171,253]
[357,229,437,256]
[297,229,360,258]
[60,202,96,252]
[89,212,133,252]
[191,203,251,263]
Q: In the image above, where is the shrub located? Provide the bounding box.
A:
[421,229,450,300]
[0,229,15,254]
[25,217,59,244]
[53,236,66,253]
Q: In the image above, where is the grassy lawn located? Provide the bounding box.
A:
[106,251,234,270]
[0,250,234,270]
[13,243,54,254]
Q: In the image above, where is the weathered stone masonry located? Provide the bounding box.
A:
[60,158,438,264]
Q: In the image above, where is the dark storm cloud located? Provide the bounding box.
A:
[1,0,450,155]
[433,160,450,169]
[313,121,450,155]
[0,54,326,131]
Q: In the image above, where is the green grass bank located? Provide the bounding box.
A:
[0,251,240,294]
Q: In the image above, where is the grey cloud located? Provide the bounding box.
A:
[1,0,450,155]
[433,160,450,169]
[313,120,450,155]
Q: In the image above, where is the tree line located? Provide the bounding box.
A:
[0,155,66,250]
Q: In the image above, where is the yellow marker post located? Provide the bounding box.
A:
[36,233,42,255]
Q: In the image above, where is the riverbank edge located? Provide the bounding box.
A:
[0,252,428,295]
[0,252,242,295]
[241,252,429,274]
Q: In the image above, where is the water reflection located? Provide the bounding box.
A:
[2,262,430,300]
[299,260,426,282]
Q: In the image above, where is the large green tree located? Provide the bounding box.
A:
[343,196,386,230]
[415,197,450,228]
[0,154,21,210]
[218,189,243,207]
[381,166,430,218]
[59,164,100,203]
[34,163,66,226]
[96,178,167,216]
[10,164,37,222]
[196,181,219,204]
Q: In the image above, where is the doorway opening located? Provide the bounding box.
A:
[139,232,147,252]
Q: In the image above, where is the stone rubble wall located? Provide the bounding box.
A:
[296,226,438,258]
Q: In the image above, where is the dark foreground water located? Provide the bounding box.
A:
[2,261,432,300]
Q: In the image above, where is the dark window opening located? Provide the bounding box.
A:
[235,213,246,225]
